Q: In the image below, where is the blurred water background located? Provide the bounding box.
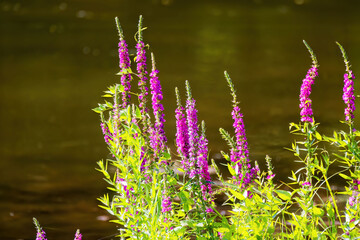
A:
[1,0,360,239]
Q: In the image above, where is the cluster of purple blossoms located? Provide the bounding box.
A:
[299,66,318,123]
[175,84,213,204]
[343,70,356,122]
[136,41,149,114]
[118,39,132,108]
[74,230,82,240]
[230,105,258,187]
[197,130,212,201]
[302,181,311,187]
[149,56,167,155]
[186,98,200,178]
[348,196,357,207]
[175,104,190,170]
[161,195,172,213]
[100,122,113,144]
[36,230,47,240]
[352,178,360,190]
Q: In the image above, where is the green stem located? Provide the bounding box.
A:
[323,173,343,226]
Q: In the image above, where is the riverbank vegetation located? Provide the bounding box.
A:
[34,16,359,239]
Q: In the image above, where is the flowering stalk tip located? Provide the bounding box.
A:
[33,218,47,240]
[137,15,144,42]
[115,16,124,40]
[224,71,237,105]
[224,72,257,187]
[337,42,356,123]
[299,41,318,123]
[118,34,132,108]
[185,80,192,100]
[303,40,318,67]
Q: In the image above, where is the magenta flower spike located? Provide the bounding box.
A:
[224,71,257,187]
[175,87,190,170]
[115,17,132,108]
[300,40,318,123]
[33,218,47,240]
[161,195,172,213]
[197,121,213,200]
[343,71,356,122]
[74,229,82,240]
[337,42,356,123]
[136,15,149,115]
[185,80,200,178]
[149,53,167,155]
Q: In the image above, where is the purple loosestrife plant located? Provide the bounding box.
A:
[285,41,337,238]
[93,16,360,240]
[149,53,167,155]
[175,87,190,171]
[115,17,132,108]
[223,71,257,187]
[299,40,319,185]
[136,15,149,117]
[337,42,356,125]
[299,42,318,123]
[335,42,360,238]
[95,17,182,239]
[185,80,200,178]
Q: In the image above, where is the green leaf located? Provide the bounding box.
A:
[227,163,235,176]
[275,190,292,201]
[92,107,103,113]
[339,173,352,180]
[315,131,322,140]
[228,188,245,200]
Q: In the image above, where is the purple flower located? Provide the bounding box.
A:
[302,181,311,187]
[162,195,172,213]
[230,105,257,187]
[175,104,190,170]
[118,39,132,108]
[100,122,113,144]
[232,106,249,164]
[136,41,148,115]
[343,70,356,122]
[149,54,167,155]
[206,207,214,213]
[74,229,82,240]
[349,196,355,207]
[140,146,147,172]
[186,97,199,178]
[36,230,47,240]
[266,174,275,180]
[197,126,212,200]
[299,66,318,123]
